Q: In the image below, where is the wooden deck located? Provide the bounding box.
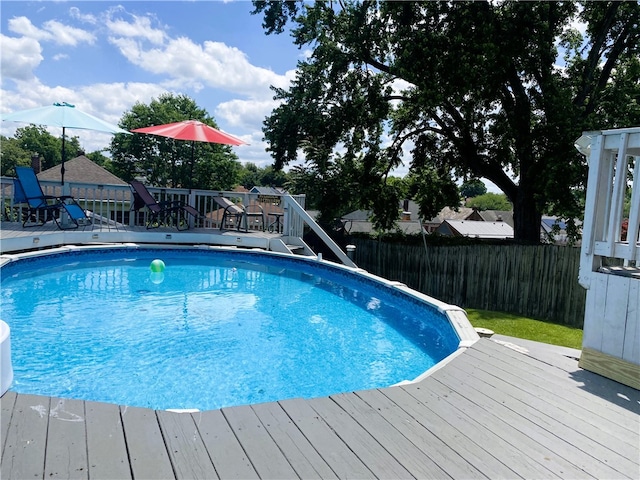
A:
[2,339,638,480]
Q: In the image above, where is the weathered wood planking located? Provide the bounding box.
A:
[352,388,486,479]
[157,410,219,479]
[424,370,593,479]
[386,382,544,479]
[1,339,638,480]
[85,400,131,480]
[0,390,16,458]
[1,394,50,479]
[378,386,527,479]
[221,404,300,479]
[329,391,453,479]
[306,396,414,479]
[472,340,640,423]
[250,401,337,479]
[444,358,636,479]
[194,409,259,479]
[45,398,88,479]
[278,398,375,479]
[459,351,638,456]
[120,405,174,479]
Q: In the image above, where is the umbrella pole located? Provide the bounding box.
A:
[61,126,66,185]
[189,141,195,189]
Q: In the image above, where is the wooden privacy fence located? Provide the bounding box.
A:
[350,238,586,327]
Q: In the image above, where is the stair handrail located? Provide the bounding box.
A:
[282,195,357,268]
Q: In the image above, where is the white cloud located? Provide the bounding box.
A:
[7,16,95,46]
[0,34,42,81]
[105,12,166,45]
[0,4,298,169]
[215,98,280,129]
[69,7,98,25]
[109,33,292,99]
[0,79,168,153]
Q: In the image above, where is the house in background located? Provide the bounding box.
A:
[435,219,514,239]
[36,155,128,189]
[476,209,514,227]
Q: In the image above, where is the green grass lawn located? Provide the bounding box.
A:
[465,308,583,350]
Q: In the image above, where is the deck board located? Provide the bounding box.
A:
[45,398,88,479]
[194,409,259,480]
[306,396,414,479]
[250,401,337,479]
[278,398,375,479]
[472,339,640,423]
[353,388,487,479]
[330,391,452,479]
[429,368,616,479]
[1,394,50,480]
[222,404,300,479]
[0,390,16,458]
[442,360,634,479]
[388,383,540,479]
[120,405,175,479]
[457,348,640,456]
[85,401,132,480]
[157,410,219,479]
[1,339,639,480]
[379,386,525,479]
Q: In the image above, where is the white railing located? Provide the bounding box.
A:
[1,177,306,235]
[577,127,640,286]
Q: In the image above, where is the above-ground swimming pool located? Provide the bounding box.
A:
[0,246,474,411]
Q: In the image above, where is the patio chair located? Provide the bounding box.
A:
[213,196,245,230]
[129,180,202,231]
[14,166,91,230]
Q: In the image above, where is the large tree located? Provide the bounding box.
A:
[1,125,83,175]
[253,0,639,242]
[110,93,242,190]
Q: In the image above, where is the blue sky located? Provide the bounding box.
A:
[1,1,307,170]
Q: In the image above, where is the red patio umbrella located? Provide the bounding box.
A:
[132,120,247,145]
[131,120,247,186]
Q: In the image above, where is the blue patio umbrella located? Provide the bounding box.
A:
[1,102,130,185]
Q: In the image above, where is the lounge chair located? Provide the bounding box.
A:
[213,196,265,231]
[129,180,202,230]
[14,166,91,230]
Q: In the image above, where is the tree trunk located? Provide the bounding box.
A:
[512,189,542,244]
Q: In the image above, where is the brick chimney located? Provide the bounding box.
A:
[31,154,42,173]
[402,199,411,221]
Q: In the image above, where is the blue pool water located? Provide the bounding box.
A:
[1,248,459,411]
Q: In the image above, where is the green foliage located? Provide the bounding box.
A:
[110,93,241,189]
[0,136,31,176]
[238,163,289,189]
[85,151,110,168]
[466,192,512,211]
[285,150,362,224]
[252,0,640,243]
[10,125,82,171]
[460,179,487,198]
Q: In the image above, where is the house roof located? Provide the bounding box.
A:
[426,206,476,224]
[249,186,287,195]
[477,210,514,227]
[438,219,514,239]
[37,155,127,185]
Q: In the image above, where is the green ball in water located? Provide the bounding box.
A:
[150,259,165,273]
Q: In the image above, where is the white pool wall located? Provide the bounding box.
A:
[1,320,13,395]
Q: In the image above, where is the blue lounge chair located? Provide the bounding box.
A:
[14,166,91,230]
[129,180,202,230]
